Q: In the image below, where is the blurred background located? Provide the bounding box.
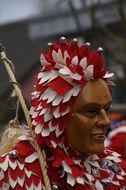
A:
[0,0,126,134]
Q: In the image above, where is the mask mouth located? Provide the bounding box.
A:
[91,133,106,140]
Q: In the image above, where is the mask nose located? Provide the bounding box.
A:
[98,109,110,127]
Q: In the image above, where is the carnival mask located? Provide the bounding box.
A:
[66,79,112,154]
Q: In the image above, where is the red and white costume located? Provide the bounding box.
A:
[107,120,126,160]
[0,38,126,190]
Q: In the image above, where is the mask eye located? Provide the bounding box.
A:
[80,107,99,117]
[86,108,99,117]
[105,104,112,114]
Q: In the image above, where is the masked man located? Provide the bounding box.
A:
[0,37,126,190]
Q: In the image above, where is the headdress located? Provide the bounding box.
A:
[30,37,113,149]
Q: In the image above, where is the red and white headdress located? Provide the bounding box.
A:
[30,37,113,150]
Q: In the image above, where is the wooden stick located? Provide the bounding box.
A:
[0,45,52,190]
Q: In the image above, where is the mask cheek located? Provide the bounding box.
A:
[74,113,90,127]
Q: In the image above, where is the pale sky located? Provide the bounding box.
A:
[0,0,42,25]
[0,0,115,25]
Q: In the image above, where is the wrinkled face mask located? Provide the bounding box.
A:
[67,79,112,154]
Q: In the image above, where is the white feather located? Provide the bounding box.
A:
[49,121,57,132]
[76,177,84,185]
[62,161,72,174]
[17,176,25,187]
[25,168,32,178]
[95,180,104,190]
[17,161,24,170]
[35,124,43,134]
[79,57,87,69]
[9,176,17,188]
[39,108,48,115]
[52,95,63,106]
[41,128,50,137]
[25,152,38,163]
[62,89,73,103]
[71,56,78,66]
[9,159,17,170]
[67,174,75,186]
[44,109,52,122]
[55,126,63,137]
[53,107,61,118]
